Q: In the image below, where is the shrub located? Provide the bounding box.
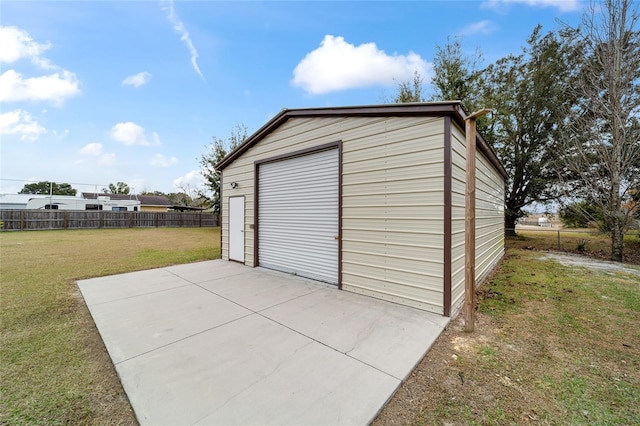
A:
[559,201,603,228]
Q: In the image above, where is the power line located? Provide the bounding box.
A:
[0,178,109,187]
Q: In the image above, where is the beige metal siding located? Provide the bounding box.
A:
[475,146,505,283]
[450,124,467,311]
[222,116,388,264]
[222,116,447,314]
[341,117,445,313]
[221,113,504,316]
[450,123,505,315]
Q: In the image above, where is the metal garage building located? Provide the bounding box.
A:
[217,102,507,317]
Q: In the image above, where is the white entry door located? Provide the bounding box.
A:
[229,196,245,262]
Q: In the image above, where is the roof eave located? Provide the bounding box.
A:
[216,102,507,179]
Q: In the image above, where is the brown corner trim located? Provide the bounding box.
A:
[443,116,452,317]
[220,176,224,256]
[337,140,343,290]
[253,163,259,267]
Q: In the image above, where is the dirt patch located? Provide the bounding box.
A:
[373,313,549,425]
[540,252,640,276]
[507,229,640,265]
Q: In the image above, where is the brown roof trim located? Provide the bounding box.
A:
[216,102,508,179]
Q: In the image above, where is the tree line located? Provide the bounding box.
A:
[387,0,639,261]
[22,1,637,262]
[200,1,638,261]
[18,181,207,208]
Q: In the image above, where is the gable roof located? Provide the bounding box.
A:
[216,101,508,178]
[82,193,172,206]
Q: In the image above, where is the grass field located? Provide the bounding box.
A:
[511,227,640,264]
[0,228,220,425]
[2,227,639,424]
[375,234,640,425]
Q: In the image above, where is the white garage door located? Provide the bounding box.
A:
[258,148,339,284]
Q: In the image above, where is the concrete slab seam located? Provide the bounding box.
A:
[113,311,256,365]
[80,281,194,307]
[165,267,256,283]
[253,309,403,381]
[173,272,325,318]
[187,340,317,426]
[172,277,402,381]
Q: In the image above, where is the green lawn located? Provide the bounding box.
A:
[3,226,639,425]
[510,227,640,264]
[0,228,220,425]
[375,247,640,425]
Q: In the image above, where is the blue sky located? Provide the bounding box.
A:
[1,0,583,196]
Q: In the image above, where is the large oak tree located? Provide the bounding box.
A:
[483,26,580,233]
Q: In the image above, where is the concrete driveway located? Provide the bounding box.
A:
[78,260,449,425]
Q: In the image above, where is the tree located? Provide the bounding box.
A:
[559,201,605,228]
[393,70,425,103]
[199,124,249,213]
[557,0,640,261]
[407,32,576,235]
[103,182,130,195]
[168,192,193,206]
[19,181,77,196]
[430,36,485,111]
[484,26,579,234]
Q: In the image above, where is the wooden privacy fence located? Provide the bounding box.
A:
[0,210,219,231]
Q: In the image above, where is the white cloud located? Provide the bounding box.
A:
[173,169,203,190]
[482,0,581,12]
[79,142,102,156]
[161,0,205,81]
[0,69,80,104]
[110,122,160,146]
[0,109,46,141]
[52,129,69,138]
[122,71,152,87]
[151,153,178,167]
[0,26,53,69]
[459,20,497,36]
[291,35,430,95]
[99,153,116,166]
[0,26,80,105]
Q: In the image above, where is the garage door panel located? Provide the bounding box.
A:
[258,148,339,284]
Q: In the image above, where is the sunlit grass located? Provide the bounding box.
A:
[376,247,640,426]
[475,250,640,425]
[0,228,220,425]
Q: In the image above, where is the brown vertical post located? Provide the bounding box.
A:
[464,108,492,333]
